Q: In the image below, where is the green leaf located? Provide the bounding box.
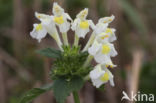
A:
[52,78,69,103]
[52,77,84,103]
[19,88,46,103]
[19,83,53,103]
[68,77,84,91]
[36,48,61,58]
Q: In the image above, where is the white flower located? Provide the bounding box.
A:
[88,41,117,64]
[96,32,110,43]
[35,12,63,50]
[82,15,116,52]
[90,64,114,88]
[30,23,47,42]
[71,8,95,38]
[35,12,57,35]
[93,15,114,34]
[95,28,116,43]
[98,15,115,24]
[94,21,108,35]
[105,28,116,42]
[88,40,102,56]
[52,2,72,33]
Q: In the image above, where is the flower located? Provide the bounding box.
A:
[30,23,47,42]
[95,28,116,43]
[94,21,108,35]
[88,40,117,64]
[105,28,116,42]
[82,15,116,52]
[71,8,95,38]
[31,12,56,42]
[88,40,102,56]
[52,2,72,33]
[96,32,110,43]
[90,64,114,88]
[98,15,115,24]
[35,12,57,35]
[32,12,63,50]
[93,15,114,34]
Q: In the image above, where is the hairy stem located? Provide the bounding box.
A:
[74,34,79,46]
[83,55,93,67]
[82,34,95,52]
[73,91,80,103]
[62,32,69,45]
[50,33,63,51]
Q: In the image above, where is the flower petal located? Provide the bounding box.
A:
[99,15,115,24]
[94,52,112,64]
[53,2,64,16]
[76,8,88,20]
[110,44,118,57]
[30,24,47,42]
[90,64,105,79]
[88,41,102,56]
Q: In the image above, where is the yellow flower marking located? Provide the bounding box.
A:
[37,15,41,18]
[100,72,109,82]
[79,21,89,29]
[101,35,109,40]
[101,44,110,54]
[36,24,43,31]
[103,19,112,23]
[54,16,64,24]
[104,21,107,23]
[54,5,60,14]
[109,19,112,21]
[106,28,113,34]
[81,10,87,19]
[106,64,113,68]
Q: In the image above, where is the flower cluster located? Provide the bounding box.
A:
[30,2,117,88]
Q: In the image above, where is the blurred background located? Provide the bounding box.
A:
[0,0,156,103]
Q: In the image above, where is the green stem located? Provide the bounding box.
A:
[62,32,69,45]
[73,91,80,103]
[50,33,63,51]
[74,34,79,46]
[82,33,95,52]
[83,55,93,68]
